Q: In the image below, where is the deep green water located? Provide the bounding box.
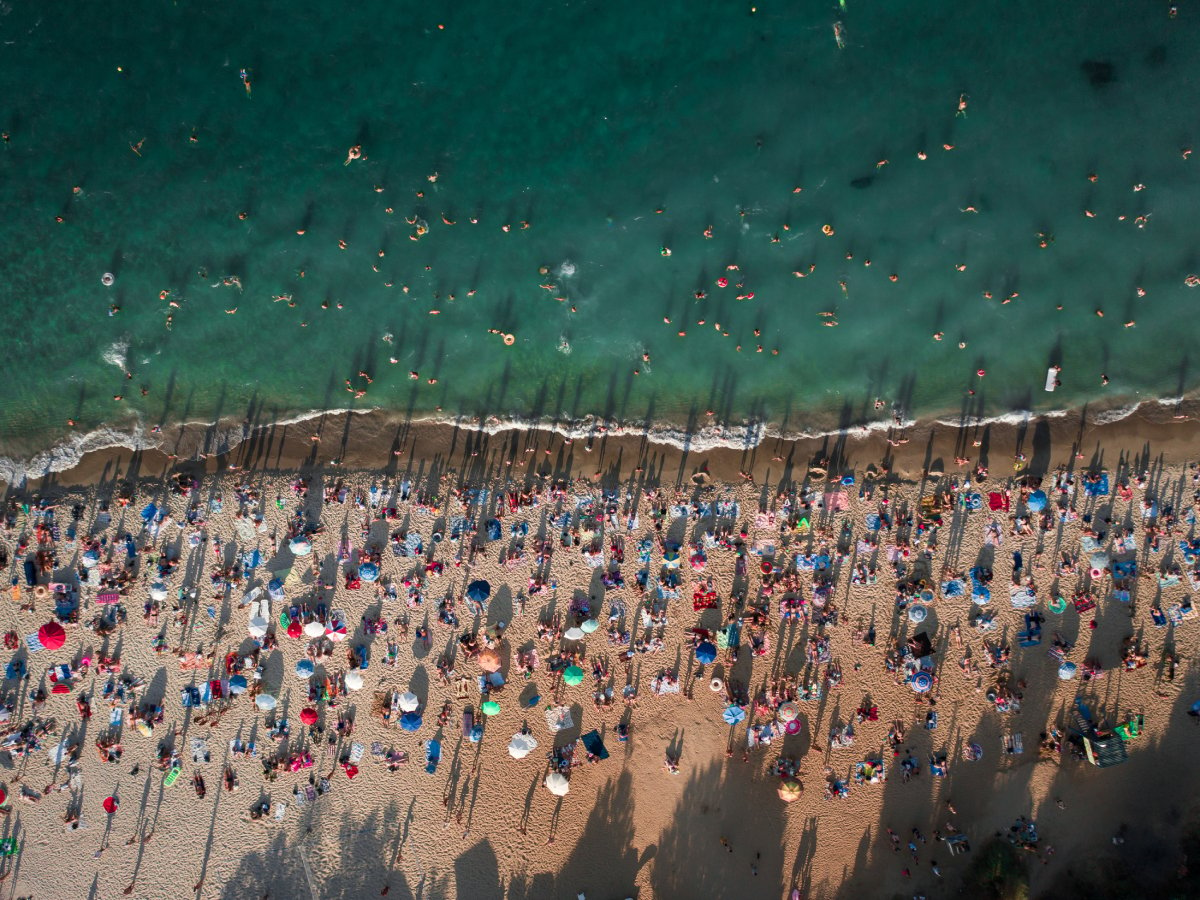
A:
[1,0,1199,455]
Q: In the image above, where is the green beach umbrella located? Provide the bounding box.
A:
[482,700,501,716]
[563,665,585,686]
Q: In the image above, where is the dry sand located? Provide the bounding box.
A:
[2,414,1200,899]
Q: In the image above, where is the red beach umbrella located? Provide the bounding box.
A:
[38,622,66,650]
[300,707,319,725]
[287,620,303,639]
[103,796,119,814]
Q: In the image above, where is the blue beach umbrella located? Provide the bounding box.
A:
[467,580,491,602]
[268,578,285,602]
[722,705,747,725]
[911,671,933,693]
[228,675,248,695]
[294,659,314,679]
[696,642,717,664]
[400,712,423,732]
[1027,490,1048,512]
[359,562,380,583]
[908,604,928,624]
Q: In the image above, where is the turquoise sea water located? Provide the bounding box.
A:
[1,0,1199,454]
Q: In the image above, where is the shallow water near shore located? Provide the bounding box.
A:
[2,0,1199,460]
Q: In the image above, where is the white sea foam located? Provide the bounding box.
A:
[556,260,576,279]
[102,339,129,371]
[1091,403,1143,425]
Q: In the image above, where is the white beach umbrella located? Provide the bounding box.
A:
[149,582,169,602]
[255,694,277,711]
[344,671,364,691]
[398,692,420,712]
[545,772,570,796]
[508,733,538,760]
[563,627,586,641]
[304,621,325,638]
[247,616,269,638]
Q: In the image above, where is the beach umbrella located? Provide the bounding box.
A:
[545,772,570,796]
[0,785,6,807]
[300,707,318,725]
[268,578,286,601]
[287,620,303,639]
[481,700,501,716]
[37,622,66,651]
[709,677,725,693]
[662,550,680,570]
[580,618,600,634]
[508,733,538,759]
[359,562,380,583]
[344,671,364,691]
[722,705,747,725]
[149,582,169,602]
[695,641,717,664]
[785,719,802,735]
[1058,662,1077,681]
[303,621,325,638]
[907,603,928,624]
[466,580,491,602]
[255,694,277,712]
[326,620,348,642]
[289,535,313,556]
[563,627,586,641]
[778,779,803,803]
[294,659,315,679]
[563,665,585,686]
[485,519,502,541]
[82,550,100,569]
[1027,490,1048,512]
[478,648,502,673]
[911,671,933,693]
[103,796,119,815]
[778,702,799,723]
[399,712,423,732]
[247,616,269,638]
[397,692,420,712]
[228,675,248,695]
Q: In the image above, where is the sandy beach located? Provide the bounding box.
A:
[0,414,1199,899]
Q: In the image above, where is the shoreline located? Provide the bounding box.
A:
[4,393,1199,493]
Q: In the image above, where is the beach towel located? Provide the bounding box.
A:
[988,492,1010,512]
[1084,473,1110,497]
[822,492,849,511]
[1009,586,1037,609]
[580,730,609,761]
